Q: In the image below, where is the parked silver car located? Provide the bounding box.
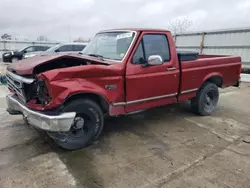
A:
[23,43,88,59]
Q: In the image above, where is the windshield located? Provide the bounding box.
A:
[81,31,135,61]
[20,46,32,52]
[46,44,61,52]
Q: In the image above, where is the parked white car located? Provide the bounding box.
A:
[23,43,88,59]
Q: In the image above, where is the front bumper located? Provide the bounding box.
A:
[6,94,76,132]
[2,55,11,62]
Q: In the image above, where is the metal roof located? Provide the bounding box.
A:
[100,28,170,33]
[175,27,250,36]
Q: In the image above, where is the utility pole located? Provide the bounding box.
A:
[68,23,71,42]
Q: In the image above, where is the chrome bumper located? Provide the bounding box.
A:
[6,94,76,132]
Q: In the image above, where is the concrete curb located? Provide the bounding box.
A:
[240,74,250,83]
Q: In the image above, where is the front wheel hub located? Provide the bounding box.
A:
[74,117,85,129]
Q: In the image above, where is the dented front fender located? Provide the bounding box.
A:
[35,75,125,111]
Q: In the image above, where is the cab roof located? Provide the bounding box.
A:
[100,28,170,33]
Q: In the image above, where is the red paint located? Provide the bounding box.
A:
[7,54,112,75]
[8,28,242,115]
[125,30,180,113]
[32,64,125,111]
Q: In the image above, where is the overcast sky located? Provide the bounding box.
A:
[0,0,250,41]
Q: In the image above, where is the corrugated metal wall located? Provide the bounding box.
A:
[175,28,250,68]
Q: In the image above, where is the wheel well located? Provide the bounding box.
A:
[64,93,109,113]
[205,76,223,87]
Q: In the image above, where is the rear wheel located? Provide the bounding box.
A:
[191,82,219,116]
[11,57,19,63]
[48,99,104,150]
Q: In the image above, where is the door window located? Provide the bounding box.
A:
[24,46,35,53]
[57,45,73,52]
[143,34,170,61]
[34,46,45,51]
[132,42,145,64]
[132,34,170,64]
[73,45,86,51]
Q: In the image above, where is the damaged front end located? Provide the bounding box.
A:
[7,70,52,107]
[35,78,52,105]
[6,70,75,132]
[6,94,76,132]
[6,70,35,104]
[6,55,106,109]
[6,54,124,131]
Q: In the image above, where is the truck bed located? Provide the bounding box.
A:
[178,55,241,101]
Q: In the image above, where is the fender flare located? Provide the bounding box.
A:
[202,72,223,87]
[63,91,110,113]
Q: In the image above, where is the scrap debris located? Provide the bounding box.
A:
[0,72,7,85]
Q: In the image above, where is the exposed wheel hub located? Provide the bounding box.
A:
[74,117,85,129]
[204,88,218,112]
[206,94,211,104]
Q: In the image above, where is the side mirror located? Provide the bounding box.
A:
[55,49,60,53]
[147,55,163,66]
[23,50,27,53]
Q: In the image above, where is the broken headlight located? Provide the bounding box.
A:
[36,78,51,105]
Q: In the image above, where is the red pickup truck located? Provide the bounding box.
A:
[6,28,241,150]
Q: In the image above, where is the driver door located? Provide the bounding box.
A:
[125,32,179,113]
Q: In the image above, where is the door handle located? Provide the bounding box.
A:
[167,67,176,71]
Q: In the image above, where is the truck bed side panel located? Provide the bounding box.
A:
[178,56,241,101]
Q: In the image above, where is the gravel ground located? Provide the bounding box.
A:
[0,62,250,188]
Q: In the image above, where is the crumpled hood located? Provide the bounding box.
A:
[7,54,66,75]
[40,62,124,82]
[6,54,110,75]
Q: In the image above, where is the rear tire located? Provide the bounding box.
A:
[191,82,219,116]
[11,57,19,63]
[49,99,104,150]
